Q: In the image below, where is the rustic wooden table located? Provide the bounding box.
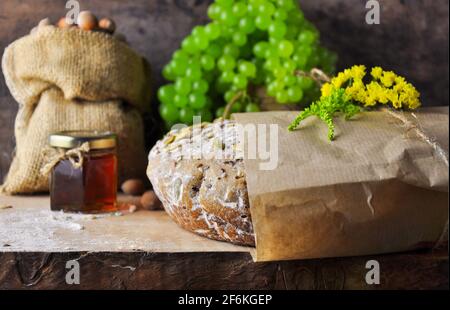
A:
[0,195,447,290]
[0,0,448,290]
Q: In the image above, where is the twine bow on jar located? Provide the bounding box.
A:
[40,142,91,176]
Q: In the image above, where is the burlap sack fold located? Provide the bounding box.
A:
[1,26,152,194]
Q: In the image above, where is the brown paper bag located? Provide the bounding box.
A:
[233,107,448,262]
[1,26,152,194]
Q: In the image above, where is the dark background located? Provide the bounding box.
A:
[0,0,449,180]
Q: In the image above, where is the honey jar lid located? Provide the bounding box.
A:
[49,131,117,149]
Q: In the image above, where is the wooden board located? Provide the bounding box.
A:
[1,0,449,180]
[0,194,448,290]
[0,250,448,290]
[0,195,251,253]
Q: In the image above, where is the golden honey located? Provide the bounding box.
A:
[48,131,117,213]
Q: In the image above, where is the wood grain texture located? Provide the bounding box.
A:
[0,250,447,289]
[0,0,448,180]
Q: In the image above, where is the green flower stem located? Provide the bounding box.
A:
[288,88,360,141]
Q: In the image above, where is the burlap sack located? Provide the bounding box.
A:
[1,25,152,194]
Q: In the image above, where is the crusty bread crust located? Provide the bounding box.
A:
[147,120,255,246]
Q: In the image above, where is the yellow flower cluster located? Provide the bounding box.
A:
[320,65,421,109]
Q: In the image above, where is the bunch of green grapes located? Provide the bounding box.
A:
[158,0,337,127]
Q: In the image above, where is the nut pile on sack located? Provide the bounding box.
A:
[31,11,125,41]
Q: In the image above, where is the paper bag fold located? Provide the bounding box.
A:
[233,107,448,262]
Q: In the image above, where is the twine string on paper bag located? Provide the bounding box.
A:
[384,108,449,248]
[40,142,91,176]
[295,68,331,86]
[384,108,449,167]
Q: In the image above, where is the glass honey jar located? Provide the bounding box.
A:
[48,131,118,213]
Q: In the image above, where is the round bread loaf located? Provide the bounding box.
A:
[147,119,255,246]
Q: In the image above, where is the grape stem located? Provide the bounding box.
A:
[295,68,331,86]
[223,91,245,119]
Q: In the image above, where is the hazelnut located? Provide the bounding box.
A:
[121,179,145,196]
[140,191,163,211]
[77,11,98,31]
[99,18,116,34]
[57,17,71,29]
